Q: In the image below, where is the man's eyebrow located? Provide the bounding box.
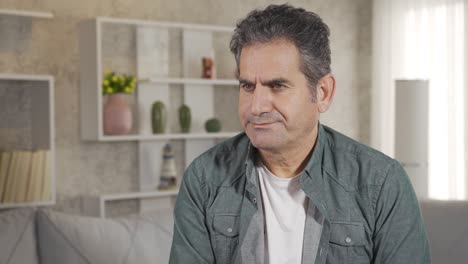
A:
[238,78,255,85]
[238,77,292,86]
[262,78,292,87]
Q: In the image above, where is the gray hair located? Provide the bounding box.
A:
[230,4,331,100]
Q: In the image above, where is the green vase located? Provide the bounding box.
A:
[205,118,222,133]
[178,104,191,133]
[151,101,166,134]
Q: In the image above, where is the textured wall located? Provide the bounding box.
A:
[0,80,50,151]
[0,0,372,215]
[0,82,35,151]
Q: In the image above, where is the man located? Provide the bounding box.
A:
[170,4,430,264]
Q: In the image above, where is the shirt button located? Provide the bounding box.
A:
[227,228,233,233]
[345,237,352,243]
[252,198,257,204]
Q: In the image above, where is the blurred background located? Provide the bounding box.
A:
[373,0,467,201]
[0,0,466,263]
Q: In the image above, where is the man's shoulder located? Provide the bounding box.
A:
[186,132,250,186]
[321,125,399,189]
[322,124,392,163]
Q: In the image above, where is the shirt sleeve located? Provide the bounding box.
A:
[372,160,431,263]
[169,161,215,264]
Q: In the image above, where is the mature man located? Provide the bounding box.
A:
[169,4,430,264]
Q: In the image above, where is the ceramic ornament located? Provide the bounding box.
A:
[158,143,178,190]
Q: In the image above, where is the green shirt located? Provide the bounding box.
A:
[169,123,431,263]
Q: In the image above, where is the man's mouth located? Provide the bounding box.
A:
[250,122,276,128]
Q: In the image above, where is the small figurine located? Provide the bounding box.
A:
[158,143,178,190]
[202,57,214,79]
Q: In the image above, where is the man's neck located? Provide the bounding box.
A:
[259,127,318,178]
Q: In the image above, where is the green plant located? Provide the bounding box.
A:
[178,104,191,133]
[205,118,221,132]
[152,101,166,134]
[102,70,136,95]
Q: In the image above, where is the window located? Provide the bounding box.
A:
[373,0,466,200]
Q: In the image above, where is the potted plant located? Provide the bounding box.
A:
[102,70,136,135]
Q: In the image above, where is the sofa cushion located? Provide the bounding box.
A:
[0,208,39,264]
[36,209,173,264]
[420,200,468,264]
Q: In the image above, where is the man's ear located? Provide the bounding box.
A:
[316,73,336,113]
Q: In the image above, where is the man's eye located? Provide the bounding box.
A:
[272,83,284,90]
[241,84,254,91]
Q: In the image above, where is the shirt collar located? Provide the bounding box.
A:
[300,122,329,219]
[243,122,329,218]
[243,122,326,185]
[244,141,258,186]
[303,121,326,184]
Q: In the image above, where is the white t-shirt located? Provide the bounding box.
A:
[257,161,309,264]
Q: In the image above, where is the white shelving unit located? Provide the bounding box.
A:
[78,17,239,217]
[98,132,239,142]
[78,16,239,141]
[0,74,56,209]
[0,7,55,209]
[0,9,54,19]
[139,78,238,86]
[94,16,233,32]
[0,73,54,81]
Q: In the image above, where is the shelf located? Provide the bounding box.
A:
[99,132,240,142]
[0,75,56,209]
[0,9,53,19]
[101,190,178,202]
[139,78,238,86]
[0,200,55,209]
[97,16,234,32]
[0,73,53,81]
[79,17,238,217]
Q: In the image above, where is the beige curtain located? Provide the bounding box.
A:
[372,0,467,200]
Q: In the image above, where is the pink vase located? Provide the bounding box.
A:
[103,93,132,135]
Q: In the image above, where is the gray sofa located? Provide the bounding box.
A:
[1,201,467,264]
[420,200,468,264]
[0,208,173,264]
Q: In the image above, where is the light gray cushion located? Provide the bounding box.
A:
[420,200,468,264]
[0,208,39,264]
[36,209,173,264]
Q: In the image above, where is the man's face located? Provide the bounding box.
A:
[238,39,320,152]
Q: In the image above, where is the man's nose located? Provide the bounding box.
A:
[251,85,273,116]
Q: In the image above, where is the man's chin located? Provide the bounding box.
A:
[245,124,284,144]
[247,134,283,152]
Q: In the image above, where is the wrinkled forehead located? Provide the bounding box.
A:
[238,40,302,81]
